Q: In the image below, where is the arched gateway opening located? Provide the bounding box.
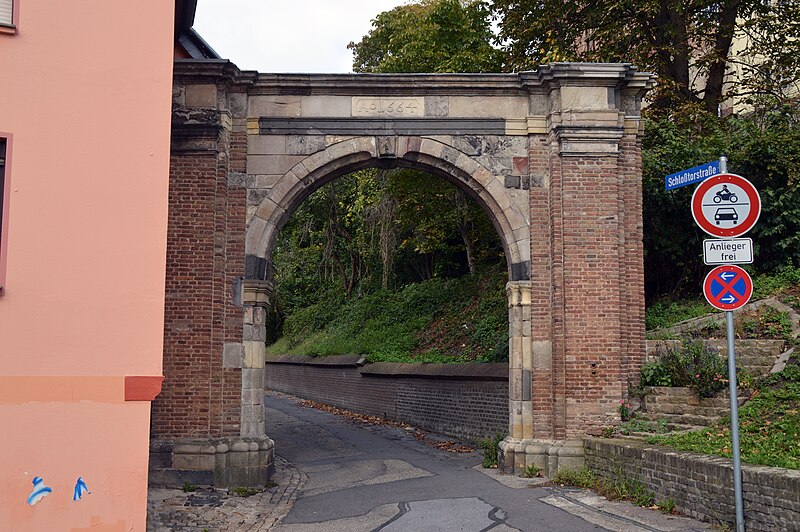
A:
[150,61,655,487]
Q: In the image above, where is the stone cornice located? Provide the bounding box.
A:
[172,60,655,100]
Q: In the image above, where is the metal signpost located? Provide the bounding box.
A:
[679,156,761,532]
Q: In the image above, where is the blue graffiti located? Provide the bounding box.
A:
[26,476,52,506]
[73,476,90,501]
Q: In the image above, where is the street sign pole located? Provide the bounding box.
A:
[727,309,745,532]
[720,156,745,532]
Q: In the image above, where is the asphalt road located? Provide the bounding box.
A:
[265,391,711,532]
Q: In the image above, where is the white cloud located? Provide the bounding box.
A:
[193,0,408,73]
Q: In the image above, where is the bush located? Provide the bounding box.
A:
[640,360,672,387]
[480,432,504,468]
[643,338,729,397]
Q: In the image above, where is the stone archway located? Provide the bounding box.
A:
[152,61,655,486]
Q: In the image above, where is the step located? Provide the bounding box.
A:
[642,404,727,418]
[636,412,722,427]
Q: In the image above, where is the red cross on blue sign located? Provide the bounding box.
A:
[703,265,753,311]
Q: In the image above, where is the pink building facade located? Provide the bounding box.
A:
[0,2,174,529]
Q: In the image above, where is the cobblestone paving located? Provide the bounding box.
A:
[147,457,306,531]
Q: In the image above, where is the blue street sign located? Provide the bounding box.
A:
[665,160,720,190]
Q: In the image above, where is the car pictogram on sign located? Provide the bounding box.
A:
[714,207,738,224]
[703,265,753,311]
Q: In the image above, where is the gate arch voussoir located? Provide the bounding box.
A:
[246,136,529,278]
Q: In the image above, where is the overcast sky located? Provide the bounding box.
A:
[194,0,408,73]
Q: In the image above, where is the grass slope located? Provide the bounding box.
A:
[647,363,800,469]
[267,267,508,363]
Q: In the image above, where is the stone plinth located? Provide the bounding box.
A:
[149,436,274,488]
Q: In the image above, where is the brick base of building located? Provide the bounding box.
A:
[149,436,274,488]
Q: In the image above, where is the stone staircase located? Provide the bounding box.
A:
[634,386,737,432]
[644,339,786,378]
[625,297,799,436]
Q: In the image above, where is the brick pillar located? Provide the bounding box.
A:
[150,73,274,488]
[501,64,653,477]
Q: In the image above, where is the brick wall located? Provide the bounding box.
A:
[585,438,800,531]
[153,151,221,438]
[264,356,508,441]
[152,106,246,439]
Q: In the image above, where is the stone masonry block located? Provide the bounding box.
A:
[247,187,270,207]
[246,217,268,254]
[254,196,286,224]
[246,154,305,175]
[560,86,613,111]
[505,175,521,189]
[248,135,286,155]
[300,95,352,117]
[185,84,217,108]
[287,135,326,155]
[228,92,247,117]
[266,171,302,205]
[223,343,243,369]
[447,96,527,118]
[248,95,301,117]
[454,152,479,177]
[424,96,449,117]
[418,138,445,160]
[532,341,553,370]
[243,341,265,369]
[300,149,335,176]
[248,175,282,189]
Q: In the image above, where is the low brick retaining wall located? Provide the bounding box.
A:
[264,355,508,441]
[584,437,800,531]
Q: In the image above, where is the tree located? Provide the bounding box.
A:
[493,0,800,112]
[349,0,504,73]
[641,105,800,299]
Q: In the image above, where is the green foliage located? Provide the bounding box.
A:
[649,364,800,469]
[229,487,261,497]
[642,339,728,398]
[602,469,655,507]
[480,432,504,468]
[640,361,673,387]
[523,464,542,478]
[267,266,508,363]
[659,498,676,514]
[645,299,710,331]
[619,399,633,422]
[641,106,800,300]
[553,466,656,507]
[349,0,503,74]
[493,0,800,111]
[552,467,598,489]
[618,418,669,436]
[181,481,197,493]
[753,266,800,299]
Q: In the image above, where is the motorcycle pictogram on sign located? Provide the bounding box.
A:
[703,265,753,311]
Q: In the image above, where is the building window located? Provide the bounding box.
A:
[0,0,16,30]
[0,135,8,296]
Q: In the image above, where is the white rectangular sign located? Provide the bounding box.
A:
[703,238,753,265]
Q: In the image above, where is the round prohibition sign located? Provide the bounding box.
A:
[703,265,753,311]
[691,173,761,238]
